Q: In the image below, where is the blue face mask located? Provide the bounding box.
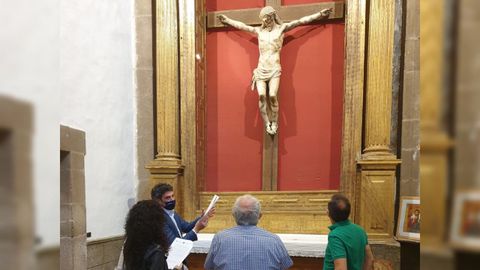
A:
[164,200,176,210]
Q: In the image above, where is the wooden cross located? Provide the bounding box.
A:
[207,0,344,29]
[206,0,345,191]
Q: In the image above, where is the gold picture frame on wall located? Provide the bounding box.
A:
[450,190,480,251]
[396,196,420,242]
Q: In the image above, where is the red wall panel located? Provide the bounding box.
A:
[277,22,343,190]
[206,29,264,191]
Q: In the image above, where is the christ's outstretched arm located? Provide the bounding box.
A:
[218,15,257,34]
[283,8,332,32]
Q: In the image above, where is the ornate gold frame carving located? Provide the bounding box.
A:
[149,0,400,238]
[199,191,336,234]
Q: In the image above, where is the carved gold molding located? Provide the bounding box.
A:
[178,0,200,219]
[357,160,400,239]
[147,0,206,219]
[199,191,336,234]
[341,0,367,216]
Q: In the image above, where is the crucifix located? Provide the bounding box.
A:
[207,0,345,190]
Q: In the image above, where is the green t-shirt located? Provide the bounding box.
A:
[323,220,368,270]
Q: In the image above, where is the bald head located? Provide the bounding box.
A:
[232,195,261,226]
[327,194,351,223]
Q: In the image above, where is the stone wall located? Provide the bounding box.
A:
[400,0,420,197]
[87,236,124,270]
[398,0,420,269]
[60,126,87,270]
[36,236,124,270]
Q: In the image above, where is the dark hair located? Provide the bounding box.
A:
[151,183,173,200]
[327,194,351,222]
[123,200,169,270]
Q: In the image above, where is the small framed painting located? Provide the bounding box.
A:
[450,191,480,251]
[396,196,420,242]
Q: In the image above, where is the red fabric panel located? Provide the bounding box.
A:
[205,0,344,191]
[277,22,344,191]
[205,29,264,192]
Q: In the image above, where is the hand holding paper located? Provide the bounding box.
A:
[166,238,193,269]
[204,194,219,217]
[193,195,219,233]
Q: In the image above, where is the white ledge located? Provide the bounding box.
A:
[192,233,328,258]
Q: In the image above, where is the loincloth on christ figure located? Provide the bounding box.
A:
[250,67,282,90]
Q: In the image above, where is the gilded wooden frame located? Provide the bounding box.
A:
[151,0,397,237]
[195,0,365,233]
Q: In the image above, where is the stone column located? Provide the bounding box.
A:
[60,126,87,270]
[357,0,400,240]
[146,0,184,209]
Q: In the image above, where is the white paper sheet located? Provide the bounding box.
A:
[166,238,193,269]
[204,194,219,216]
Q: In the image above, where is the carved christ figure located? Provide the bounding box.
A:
[218,6,332,135]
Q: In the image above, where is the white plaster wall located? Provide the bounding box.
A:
[0,0,137,246]
[0,0,60,247]
[60,0,136,240]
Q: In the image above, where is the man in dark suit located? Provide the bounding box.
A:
[151,183,214,246]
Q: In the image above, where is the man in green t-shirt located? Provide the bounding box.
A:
[323,194,374,270]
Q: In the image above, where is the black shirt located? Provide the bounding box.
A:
[143,245,168,270]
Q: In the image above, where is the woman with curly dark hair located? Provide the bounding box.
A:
[123,200,169,270]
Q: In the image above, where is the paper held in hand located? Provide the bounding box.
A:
[204,194,220,216]
[166,238,193,269]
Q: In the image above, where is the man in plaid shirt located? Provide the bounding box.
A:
[204,194,293,270]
